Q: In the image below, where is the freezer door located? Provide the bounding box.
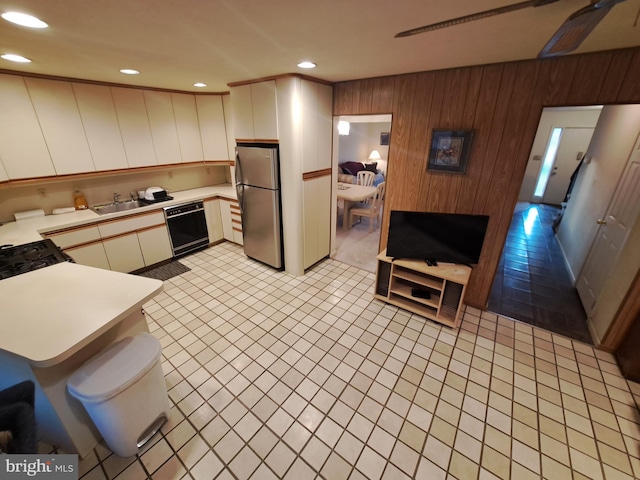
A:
[235,146,280,189]
[241,185,283,269]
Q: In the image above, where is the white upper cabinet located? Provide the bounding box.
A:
[0,74,233,179]
[251,81,278,141]
[144,91,181,165]
[230,81,278,141]
[301,80,333,173]
[25,77,95,175]
[196,95,229,160]
[111,87,157,168]
[230,84,254,141]
[317,83,333,169]
[0,74,55,179]
[73,83,128,171]
[171,93,204,162]
[222,95,235,160]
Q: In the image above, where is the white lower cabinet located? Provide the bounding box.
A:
[137,225,173,266]
[42,196,241,273]
[102,233,145,273]
[65,243,111,270]
[204,198,224,243]
[303,176,331,269]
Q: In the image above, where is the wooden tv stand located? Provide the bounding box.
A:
[374,249,471,328]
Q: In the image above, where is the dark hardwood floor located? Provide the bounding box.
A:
[488,203,592,344]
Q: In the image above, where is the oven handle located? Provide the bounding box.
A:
[165,206,204,219]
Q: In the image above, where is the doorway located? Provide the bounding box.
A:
[488,106,602,343]
[490,104,640,347]
[330,114,392,272]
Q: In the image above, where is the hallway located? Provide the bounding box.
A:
[488,203,592,344]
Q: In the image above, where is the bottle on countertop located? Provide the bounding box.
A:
[73,189,89,210]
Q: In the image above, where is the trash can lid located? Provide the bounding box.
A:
[67,332,162,402]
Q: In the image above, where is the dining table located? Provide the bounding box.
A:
[336,183,377,229]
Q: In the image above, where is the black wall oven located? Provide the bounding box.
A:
[163,201,209,257]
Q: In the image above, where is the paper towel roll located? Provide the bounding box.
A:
[14,209,45,221]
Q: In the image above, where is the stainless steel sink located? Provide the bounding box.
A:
[91,200,145,215]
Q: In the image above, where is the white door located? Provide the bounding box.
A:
[576,133,640,316]
[542,128,594,205]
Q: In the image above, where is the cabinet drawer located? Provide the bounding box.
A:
[229,201,242,230]
[98,211,165,238]
[45,225,101,249]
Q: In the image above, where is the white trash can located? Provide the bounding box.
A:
[67,332,170,457]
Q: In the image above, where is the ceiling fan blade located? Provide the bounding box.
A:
[395,0,560,38]
[539,0,626,57]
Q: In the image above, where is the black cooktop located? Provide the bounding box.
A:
[0,239,74,280]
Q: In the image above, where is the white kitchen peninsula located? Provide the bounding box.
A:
[0,262,163,458]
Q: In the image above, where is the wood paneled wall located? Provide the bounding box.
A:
[334,47,640,310]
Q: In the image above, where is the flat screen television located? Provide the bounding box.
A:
[386,211,489,265]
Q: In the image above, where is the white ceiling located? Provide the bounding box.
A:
[1,0,639,92]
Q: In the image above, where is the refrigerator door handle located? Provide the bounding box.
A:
[236,184,245,214]
[234,151,242,185]
[235,152,244,214]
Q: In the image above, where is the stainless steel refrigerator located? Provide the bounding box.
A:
[235,144,284,269]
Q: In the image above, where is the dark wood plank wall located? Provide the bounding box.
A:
[333,47,640,311]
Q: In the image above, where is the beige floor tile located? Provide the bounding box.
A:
[321,452,352,480]
[597,441,633,475]
[264,441,296,478]
[570,448,605,480]
[335,430,365,464]
[415,456,447,480]
[448,450,479,480]
[541,455,573,480]
[356,446,387,480]
[390,441,420,476]
[399,420,427,452]
[229,446,261,480]
[481,446,510,480]
[423,435,452,471]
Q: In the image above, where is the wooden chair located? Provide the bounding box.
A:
[356,170,375,187]
[349,182,386,232]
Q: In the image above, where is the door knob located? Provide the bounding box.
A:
[597,219,607,225]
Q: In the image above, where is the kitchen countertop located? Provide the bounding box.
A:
[0,184,237,246]
[0,262,163,367]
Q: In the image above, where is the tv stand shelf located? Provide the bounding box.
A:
[375,250,471,328]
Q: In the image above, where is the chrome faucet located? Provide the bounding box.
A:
[113,192,121,204]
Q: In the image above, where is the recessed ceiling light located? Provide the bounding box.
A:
[194,82,207,88]
[1,53,31,63]
[120,69,139,75]
[2,12,48,28]
[297,61,316,69]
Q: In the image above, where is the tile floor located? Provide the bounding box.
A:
[488,203,592,344]
[73,242,640,480]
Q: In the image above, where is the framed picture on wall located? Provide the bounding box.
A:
[427,129,474,174]
[380,132,390,146]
